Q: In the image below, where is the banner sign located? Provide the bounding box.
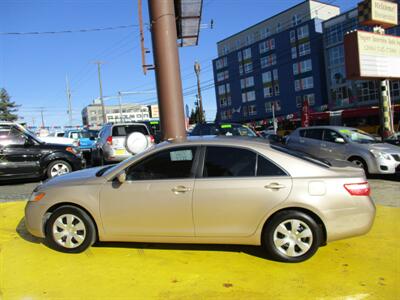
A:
[344,30,400,79]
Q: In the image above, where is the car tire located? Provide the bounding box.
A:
[349,157,369,175]
[45,206,96,253]
[90,149,101,166]
[262,210,322,263]
[46,160,72,179]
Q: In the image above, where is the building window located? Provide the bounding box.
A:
[328,45,344,67]
[265,101,281,113]
[293,59,312,75]
[295,76,314,90]
[290,30,296,43]
[238,51,242,62]
[216,57,228,70]
[276,22,281,33]
[242,90,256,103]
[298,42,311,56]
[291,46,297,59]
[218,83,230,96]
[259,38,275,54]
[260,27,270,39]
[248,105,257,116]
[219,95,232,108]
[240,76,255,89]
[260,53,277,68]
[263,87,273,98]
[243,48,252,60]
[262,71,272,83]
[292,14,302,26]
[304,93,315,106]
[297,25,309,40]
[273,69,278,81]
[223,45,230,55]
[217,70,229,82]
[244,62,253,74]
[274,84,280,96]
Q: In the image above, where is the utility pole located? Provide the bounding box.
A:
[148,0,186,141]
[40,107,45,128]
[94,61,107,124]
[118,91,123,123]
[65,75,73,127]
[194,61,204,123]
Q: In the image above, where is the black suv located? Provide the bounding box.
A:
[0,123,85,181]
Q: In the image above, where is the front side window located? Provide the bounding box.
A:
[323,129,343,143]
[305,129,323,140]
[126,147,197,180]
[0,126,27,147]
[203,147,256,177]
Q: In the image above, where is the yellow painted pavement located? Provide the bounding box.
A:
[0,202,399,300]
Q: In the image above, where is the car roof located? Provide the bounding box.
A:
[295,126,358,131]
[156,135,269,148]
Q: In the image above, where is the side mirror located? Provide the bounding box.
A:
[117,171,126,184]
[335,137,345,144]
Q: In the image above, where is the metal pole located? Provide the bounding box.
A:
[272,102,277,134]
[380,79,394,139]
[194,61,204,123]
[148,0,186,141]
[118,91,123,123]
[40,108,45,128]
[65,75,73,127]
[95,61,107,124]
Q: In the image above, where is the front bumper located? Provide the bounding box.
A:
[24,201,47,238]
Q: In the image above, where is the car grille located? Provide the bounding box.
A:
[391,154,400,162]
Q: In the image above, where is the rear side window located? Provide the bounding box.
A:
[299,130,306,137]
[112,125,149,137]
[257,155,287,177]
[203,146,256,177]
[305,129,323,140]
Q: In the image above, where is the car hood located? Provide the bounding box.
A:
[41,166,106,188]
[367,143,400,153]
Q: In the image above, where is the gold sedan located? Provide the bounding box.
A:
[25,137,375,262]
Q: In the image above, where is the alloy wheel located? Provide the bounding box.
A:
[52,214,86,249]
[50,163,70,177]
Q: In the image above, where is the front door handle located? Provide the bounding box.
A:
[172,186,191,194]
[264,183,286,190]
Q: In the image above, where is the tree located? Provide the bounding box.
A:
[189,106,205,124]
[0,88,19,121]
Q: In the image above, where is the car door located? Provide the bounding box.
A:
[320,129,347,160]
[0,125,42,179]
[301,128,324,157]
[99,146,199,237]
[193,146,292,237]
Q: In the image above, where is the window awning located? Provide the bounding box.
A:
[175,0,203,47]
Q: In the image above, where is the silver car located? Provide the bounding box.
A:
[286,126,400,175]
[25,137,375,262]
[94,123,154,164]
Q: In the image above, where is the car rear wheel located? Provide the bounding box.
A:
[47,160,72,179]
[262,210,322,263]
[45,206,96,253]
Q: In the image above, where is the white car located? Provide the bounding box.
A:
[38,131,78,147]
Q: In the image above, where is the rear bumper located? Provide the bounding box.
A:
[324,197,376,242]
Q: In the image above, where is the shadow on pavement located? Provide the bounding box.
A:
[94,241,276,261]
[16,217,42,244]
[368,173,400,182]
[0,178,42,186]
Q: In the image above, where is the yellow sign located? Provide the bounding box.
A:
[358,0,398,28]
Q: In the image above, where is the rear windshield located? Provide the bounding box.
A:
[112,125,149,137]
[81,130,99,138]
[271,145,331,168]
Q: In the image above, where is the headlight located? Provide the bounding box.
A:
[65,146,79,155]
[29,192,46,202]
[370,149,392,160]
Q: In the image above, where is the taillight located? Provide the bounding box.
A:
[149,135,155,144]
[106,136,113,145]
[344,182,370,196]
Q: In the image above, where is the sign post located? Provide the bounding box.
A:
[345,0,398,138]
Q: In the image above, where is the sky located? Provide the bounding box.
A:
[0,0,359,127]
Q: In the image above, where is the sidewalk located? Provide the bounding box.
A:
[1,202,399,299]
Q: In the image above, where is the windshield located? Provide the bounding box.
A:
[339,129,377,144]
[81,130,98,138]
[217,124,257,137]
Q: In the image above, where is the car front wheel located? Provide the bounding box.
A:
[45,206,96,253]
[262,210,322,263]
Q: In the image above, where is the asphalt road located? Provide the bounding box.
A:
[0,175,399,206]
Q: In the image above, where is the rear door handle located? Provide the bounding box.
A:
[172,186,191,194]
[264,183,286,190]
